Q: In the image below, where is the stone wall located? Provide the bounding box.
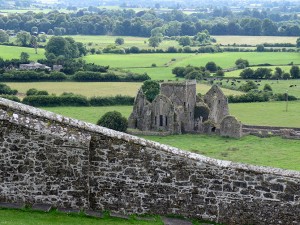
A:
[1,98,300,225]
[243,124,300,139]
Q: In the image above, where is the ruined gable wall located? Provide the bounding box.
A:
[0,98,300,225]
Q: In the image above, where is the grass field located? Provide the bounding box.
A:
[84,52,299,80]
[212,35,298,45]
[0,209,164,225]
[66,35,179,50]
[142,134,300,171]
[219,79,300,98]
[41,100,300,127]
[230,101,300,127]
[5,82,242,98]
[65,35,298,50]
[0,45,45,61]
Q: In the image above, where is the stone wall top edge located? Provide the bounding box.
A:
[1,97,300,178]
[243,124,300,130]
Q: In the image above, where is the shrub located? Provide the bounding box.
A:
[0,83,18,95]
[129,46,140,53]
[239,81,258,92]
[22,94,89,107]
[215,70,224,77]
[263,84,272,92]
[0,95,21,102]
[235,58,249,68]
[97,111,128,132]
[89,95,134,106]
[205,61,217,72]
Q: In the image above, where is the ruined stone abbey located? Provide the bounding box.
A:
[128,81,242,137]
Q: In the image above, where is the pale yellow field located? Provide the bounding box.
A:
[5,82,242,98]
[213,36,298,45]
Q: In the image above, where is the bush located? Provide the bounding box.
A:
[97,111,128,132]
[26,88,49,96]
[239,81,258,92]
[235,58,249,68]
[129,46,140,53]
[89,95,134,106]
[0,83,18,95]
[263,84,272,92]
[205,61,217,72]
[73,71,149,82]
[22,94,89,107]
[0,95,21,102]
[0,71,67,82]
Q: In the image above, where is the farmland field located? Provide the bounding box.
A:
[64,35,298,49]
[212,35,298,45]
[65,35,179,50]
[84,52,299,80]
[219,79,300,98]
[0,45,45,61]
[229,101,300,127]
[6,82,242,98]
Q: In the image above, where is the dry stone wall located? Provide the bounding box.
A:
[0,98,300,225]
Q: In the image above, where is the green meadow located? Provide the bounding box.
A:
[219,79,300,98]
[0,209,164,225]
[84,52,299,80]
[5,82,242,98]
[64,35,298,49]
[0,45,45,61]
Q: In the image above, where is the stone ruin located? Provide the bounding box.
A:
[128,80,243,137]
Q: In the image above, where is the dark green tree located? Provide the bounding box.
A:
[240,68,255,79]
[297,38,300,48]
[115,37,124,45]
[141,80,160,102]
[205,62,217,72]
[256,44,265,52]
[290,65,300,79]
[20,52,30,63]
[97,111,128,132]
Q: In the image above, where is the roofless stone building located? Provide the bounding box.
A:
[128,81,241,137]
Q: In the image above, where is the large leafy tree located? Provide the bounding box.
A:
[141,80,160,102]
[0,29,9,43]
[16,31,31,46]
[290,65,300,79]
[45,36,86,59]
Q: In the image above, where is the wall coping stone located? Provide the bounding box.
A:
[1,97,300,178]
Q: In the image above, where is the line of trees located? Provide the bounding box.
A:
[239,66,300,79]
[0,9,299,37]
